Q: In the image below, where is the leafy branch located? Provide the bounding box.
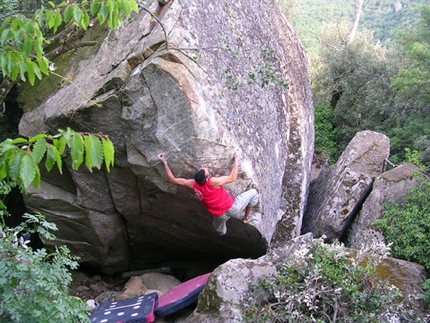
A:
[0,127,115,190]
[0,0,139,104]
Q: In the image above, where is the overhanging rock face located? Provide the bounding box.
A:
[18,0,314,273]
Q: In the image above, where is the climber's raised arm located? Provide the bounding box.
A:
[158,154,194,189]
[209,151,241,188]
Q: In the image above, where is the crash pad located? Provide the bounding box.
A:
[155,272,211,317]
[90,292,158,323]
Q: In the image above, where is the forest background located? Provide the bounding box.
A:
[276,0,430,167]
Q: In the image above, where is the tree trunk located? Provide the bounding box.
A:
[348,0,365,44]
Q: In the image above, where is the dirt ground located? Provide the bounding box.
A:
[68,274,125,303]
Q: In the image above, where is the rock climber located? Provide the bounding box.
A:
[158,151,259,236]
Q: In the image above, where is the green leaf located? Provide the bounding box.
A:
[29,133,47,143]
[35,8,44,27]
[0,16,11,30]
[31,138,47,165]
[45,145,62,173]
[33,165,41,188]
[73,7,83,27]
[84,134,103,171]
[129,0,138,13]
[121,0,131,17]
[22,36,32,58]
[90,1,100,16]
[33,37,43,58]
[47,10,56,29]
[0,143,18,154]
[13,28,23,44]
[10,60,19,81]
[0,55,8,75]
[98,2,109,25]
[53,11,63,33]
[63,6,74,23]
[10,18,23,31]
[70,133,84,170]
[53,136,67,155]
[33,63,42,81]
[10,137,28,145]
[1,28,11,46]
[37,56,49,76]
[102,137,115,172]
[9,150,23,180]
[81,11,90,30]
[0,163,7,181]
[25,60,36,85]
[20,154,36,188]
[19,60,27,82]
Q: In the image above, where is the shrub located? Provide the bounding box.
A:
[0,211,91,323]
[0,129,115,322]
[243,237,424,322]
[314,105,338,163]
[374,176,430,270]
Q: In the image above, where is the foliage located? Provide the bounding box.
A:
[314,105,337,163]
[313,25,398,159]
[290,0,354,58]
[420,279,430,306]
[0,127,115,321]
[0,0,19,18]
[0,127,115,191]
[311,5,430,165]
[387,116,430,166]
[243,237,423,322]
[404,147,428,171]
[0,210,91,323]
[0,0,138,86]
[391,5,430,107]
[374,176,430,271]
[290,0,426,57]
[388,6,430,166]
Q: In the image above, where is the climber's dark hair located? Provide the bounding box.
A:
[194,169,206,186]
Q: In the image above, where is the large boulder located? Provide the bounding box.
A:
[18,0,313,273]
[187,233,314,323]
[345,163,420,249]
[187,233,427,322]
[301,130,390,241]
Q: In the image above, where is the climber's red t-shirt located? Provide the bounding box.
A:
[193,179,234,217]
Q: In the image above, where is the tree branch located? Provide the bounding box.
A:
[0,25,90,105]
[337,22,348,46]
[139,5,169,50]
